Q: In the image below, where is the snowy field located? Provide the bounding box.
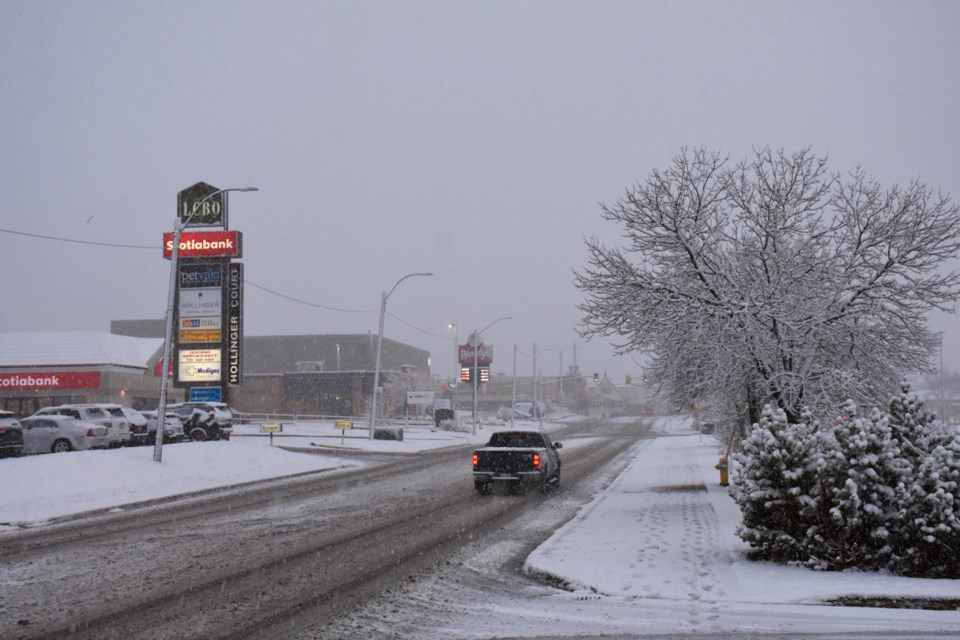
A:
[1,415,959,637]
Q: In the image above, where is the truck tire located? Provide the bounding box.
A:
[475,481,491,496]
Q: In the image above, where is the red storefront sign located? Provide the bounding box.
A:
[154,358,174,377]
[458,342,493,366]
[162,230,242,259]
[0,371,101,391]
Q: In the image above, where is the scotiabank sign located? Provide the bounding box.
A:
[163,231,242,259]
[0,371,101,391]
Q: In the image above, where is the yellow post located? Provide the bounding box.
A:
[715,457,729,486]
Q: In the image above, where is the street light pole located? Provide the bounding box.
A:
[940,332,946,425]
[511,343,517,429]
[368,272,433,440]
[449,322,458,414]
[471,316,511,435]
[154,186,258,463]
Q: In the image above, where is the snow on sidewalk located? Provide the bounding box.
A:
[523,416,960,636]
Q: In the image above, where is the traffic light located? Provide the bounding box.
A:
[592,372,600,383]
[625,374,632,385]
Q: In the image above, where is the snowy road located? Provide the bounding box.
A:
[0,418,646,640]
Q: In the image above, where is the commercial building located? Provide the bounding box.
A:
[0,323,432,419]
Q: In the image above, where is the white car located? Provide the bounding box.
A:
[120,406,150,445]
[97,403,135,445]
[20,415,109,454]
[32,404,131,448]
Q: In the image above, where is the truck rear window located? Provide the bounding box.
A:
[487,432,547,448]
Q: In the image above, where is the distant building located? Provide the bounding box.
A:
[0,331,169,415]
[587,374,627,418]
[1,324,432,419]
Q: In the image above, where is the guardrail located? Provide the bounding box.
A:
[232,413,435,428]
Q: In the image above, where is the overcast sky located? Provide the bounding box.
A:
[2,1,959,383]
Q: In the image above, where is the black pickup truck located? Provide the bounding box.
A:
[472,430,562,495]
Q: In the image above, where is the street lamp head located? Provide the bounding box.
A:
[237,187,259,192]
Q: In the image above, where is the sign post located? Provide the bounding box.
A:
[260,422,282,446]
[336,420,353,445]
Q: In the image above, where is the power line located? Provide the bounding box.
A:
[386,311,452,340]
[243,280,373,314]
[0,226,155,249]
[1,225,448,340]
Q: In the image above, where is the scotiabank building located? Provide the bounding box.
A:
[0,331,179,417]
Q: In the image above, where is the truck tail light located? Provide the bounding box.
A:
[532,453,541,469]
[472,453,479,469]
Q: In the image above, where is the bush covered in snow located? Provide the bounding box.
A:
[732,386,960,578]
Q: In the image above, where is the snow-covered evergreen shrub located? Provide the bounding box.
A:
[732,405,818,561]
[887,387,960,578]
[732,386,960,578]
[812,402,902,571]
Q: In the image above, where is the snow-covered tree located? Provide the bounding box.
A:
[575,148,960,425]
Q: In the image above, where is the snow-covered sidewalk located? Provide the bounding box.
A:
[522,416,960,636]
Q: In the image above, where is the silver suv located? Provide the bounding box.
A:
[33,404,132,448]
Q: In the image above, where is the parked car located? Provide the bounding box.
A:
[120,406,150,445]
[0,410,24,458]
[139,410,185,444]
[20,415,109,454]
[32,404,131,448]
[167,402,233,441]
[97,403,135,445]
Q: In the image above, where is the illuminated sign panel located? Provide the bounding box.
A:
[162,231,242,259]
[458,342,493,365]
[179,262,222,288]
[179,329,222,343]
[177,348,222,382]
[179,288,221,318]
